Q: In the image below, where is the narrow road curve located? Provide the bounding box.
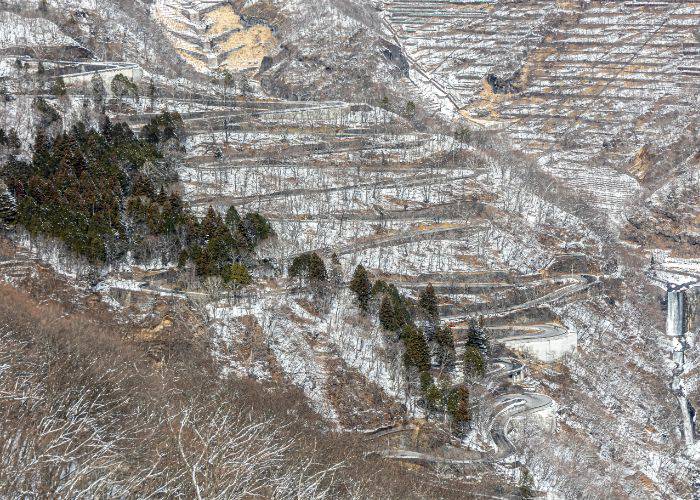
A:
[373,388,553,465]
[292,223,485,259]
[442,274,596,323]
[189,172,477,207]
[490,323,568,344]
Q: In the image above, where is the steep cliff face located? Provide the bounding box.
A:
[244,0,429,114]
[151,1,276,73]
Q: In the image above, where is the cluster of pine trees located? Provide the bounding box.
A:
[289,251,328,285]
[0,114,272,282]
[0,180,16,232]
[0,128,21,152]
[178,205,271,284]
[347,265,487,434]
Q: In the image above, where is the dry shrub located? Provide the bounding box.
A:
[0,284,496,498]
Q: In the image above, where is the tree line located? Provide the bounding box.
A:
[0,113,272,285]
[286,251,489,436]
[349,264,488,435]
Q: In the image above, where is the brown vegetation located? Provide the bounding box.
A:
[0,280,502,498]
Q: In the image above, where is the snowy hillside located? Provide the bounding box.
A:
[0,1,698,498]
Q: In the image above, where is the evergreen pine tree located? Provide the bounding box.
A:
[466,318,488,354]
[371,279,388,297]
[132,173,155,198]
[289,252,311,282]
[224,205,242,231]
[308,253,327,283]
[379,295,397,331]
[224,205,249,251]
[463,345,485,379]
[148,79,157,110]
[34,98,60,128]
[31,131,51,176]
[6,129,20,151]
[349,264,372,313]
[0,182,16,231]
[91,73,106,104]
[240,75,252,95]
[446,385,470,432]
[404,100,416,119]
[390,285,412,329]
[518,469,536,499]
[242,212,272,244]
[51,77,67,97]
[201,206,226,240]
[402,325,431,372]
[418,283,439,320]
[224,262,252,287]
[433,325,456,370]
[155,186,168,204]
[424,378,441,415]
[141,121,160,144]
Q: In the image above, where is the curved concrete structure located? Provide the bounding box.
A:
[373,354,555,466]
[491,323,576,363]
[375,390,554,465]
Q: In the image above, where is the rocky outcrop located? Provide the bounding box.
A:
[152,0,276,73]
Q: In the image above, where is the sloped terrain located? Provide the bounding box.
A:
[152,0,276,73]
[0,0,698,497]
[383,0,700,216]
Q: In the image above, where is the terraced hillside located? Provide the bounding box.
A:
[383,0,700,215]
[106,92,696,497]
[0,0,698,496]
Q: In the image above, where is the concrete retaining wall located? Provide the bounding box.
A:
[58,64,143,96]
[503,329,577,363]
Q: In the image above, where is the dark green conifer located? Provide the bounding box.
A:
[132,173,155,198]
[224,262,252,287]
[379,295,397,331]
[424,378,442,414]
[371,279,388,297]
[390,286,412,329]
[308,253,327,283]
[402,325,430,372]
[446,385,470,431]
[466,318,488,354]
[31,131,51,175]
[51,77,67,97]
[6,129,20,150]
[289,252,311,281]
[418,283,439,321]
[225,205,242,231]
[463,345,485,379]
[201,206,227,240]
[0,182,16,231]
[433,326,456,370]
[242,212,273,244]
[349,264,372,313]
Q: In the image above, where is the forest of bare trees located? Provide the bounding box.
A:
[0,281,500,498]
